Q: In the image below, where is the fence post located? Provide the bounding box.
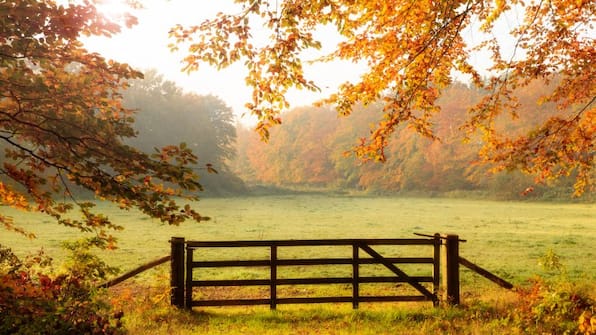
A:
[185,246,194,310]
[270,244,278,310]
[441,234,460,305]
[170,237,185,308]
[432,233,441,307]
[352,243,359,309]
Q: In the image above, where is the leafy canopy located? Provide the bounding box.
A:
[1,0,205,245]
[170,0,595,196]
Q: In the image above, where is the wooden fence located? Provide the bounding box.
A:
[99,233,514,310]
[170,235,454,310]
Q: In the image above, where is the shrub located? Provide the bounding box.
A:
[0,242,124,335]
[511,250,595,334]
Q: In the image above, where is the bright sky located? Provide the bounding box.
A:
[84,0,366,125]
[84,1,538,127]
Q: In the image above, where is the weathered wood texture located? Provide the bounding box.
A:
[170,237,185,308]
[99,255,170,289]
[459,256,515,290]
[98,233,515,312]
[442,234,460,305]
[178,238,441,309]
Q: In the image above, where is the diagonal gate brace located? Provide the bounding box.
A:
[359,244,436,301]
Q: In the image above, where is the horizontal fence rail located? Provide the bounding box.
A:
[185,238,438,247]
[173,237,442,309]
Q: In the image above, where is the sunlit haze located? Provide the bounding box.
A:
[85,0,367,125]
[85,0,537,127]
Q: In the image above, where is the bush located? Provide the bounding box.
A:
[0,242,124,335]
[511,250,595,334]
[512,277,594,334]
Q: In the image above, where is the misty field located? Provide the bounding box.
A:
[2,195,595,282]
[3,195,595,334]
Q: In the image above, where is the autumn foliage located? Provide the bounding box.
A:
[0,243,124,334]
[1,1,206,242]
[172,0,594,196]
[233,81,583,198]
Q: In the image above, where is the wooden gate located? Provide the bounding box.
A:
[170,236,443,309]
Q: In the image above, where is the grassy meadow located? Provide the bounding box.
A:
[2,195,595,334]
[3,195,594,281]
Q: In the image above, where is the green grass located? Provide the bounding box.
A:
[111,277,525,335]
[3,195,595,334]
[2,195,594,282]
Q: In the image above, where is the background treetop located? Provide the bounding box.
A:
[170,0,595,196]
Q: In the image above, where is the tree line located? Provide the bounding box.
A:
[175,0,594,198]
[232,79,579,200]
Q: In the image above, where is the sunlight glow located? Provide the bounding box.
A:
[94,0,138,27]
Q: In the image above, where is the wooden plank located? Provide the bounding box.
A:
[99,255,170,289]
[279,258,351,266]
[277,296,430,304]
[191,299,270,307]
[278,257,434,265]
[352,244,359,309]
[433,234,441,307]
[414,233,468,243]
[192,278,352,287]
[186,238,434,248]
[189,295,431,307]
[276,297,353,305]
[192,279,270,287]
[191,276,434,287]
[442,234,460,305]
[359,276,434,283]
[270,245,277,309]
[185,247,194,310]
[358,295,429,302]
[278,277,351,285]
[459,256,514,290]
[193,260,270,267]
[191,257,434,268]
[170,237,185,308]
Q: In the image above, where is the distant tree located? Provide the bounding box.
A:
[171,0,594,196]
[1,0,205,245]
[123,70,246,195]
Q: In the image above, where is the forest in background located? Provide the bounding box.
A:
[25,70,578,200]
[122,70,246,196]
[1,66,580,201]
[0,69,247,197]
[232,78,580,200]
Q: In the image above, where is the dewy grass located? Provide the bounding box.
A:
[114,277,581,335]
[2,195,594,282]
[2,195,595,334]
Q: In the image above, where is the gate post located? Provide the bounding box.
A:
[352,243,359,309]
[270,244,278,310]
[170,237,185,308]
[441,234,460,305]
[432,233,441,307]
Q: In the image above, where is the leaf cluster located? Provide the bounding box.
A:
[173,0,595,196]
[0,243,125,334]
[1,1,207,244]
[513,276,595,334]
